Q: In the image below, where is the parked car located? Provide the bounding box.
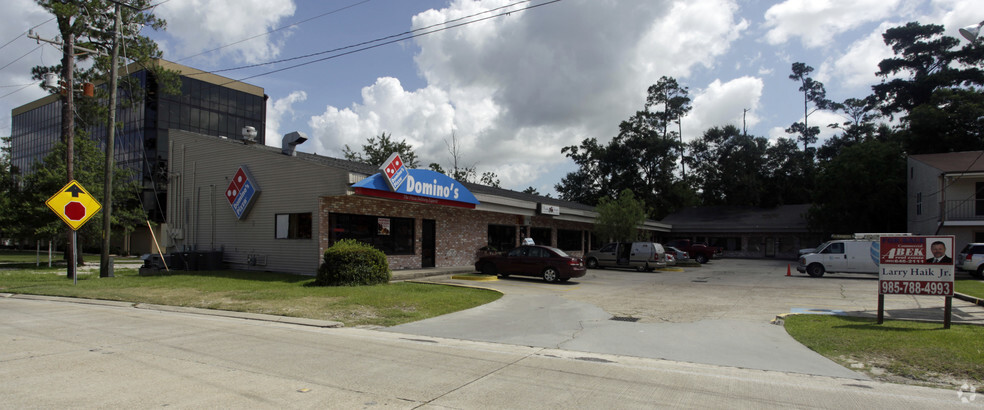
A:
[584,242,667,271]
[475,245,586,283]
[664,239,721,264]
[956,243,984,278]
[665,252,676,266]
[666,246,689,262]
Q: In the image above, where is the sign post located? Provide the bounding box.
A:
[878,235,955,328]
[45,180,102,284]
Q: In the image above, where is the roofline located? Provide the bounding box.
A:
[12,59,264,116]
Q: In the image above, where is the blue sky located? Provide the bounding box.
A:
[1,0,981,196]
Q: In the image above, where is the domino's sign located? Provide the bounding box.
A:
[225,165,261,219]
[380,152,409,191]
[352,168,479,209]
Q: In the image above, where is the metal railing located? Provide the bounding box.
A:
[942,200,984,221]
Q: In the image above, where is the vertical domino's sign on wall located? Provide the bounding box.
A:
[225,165,261,219]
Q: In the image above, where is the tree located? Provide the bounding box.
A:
[685,125,769,207]
[808,139,906,234]
[786,62,831,150]
[871,22,984,154]
[8,133,144,257]
[30,0,171,272]
[342,132,420,168]
[593,189,648,242]
[763,138,815,206]
[646,76,692,177]
[426,131,500,187]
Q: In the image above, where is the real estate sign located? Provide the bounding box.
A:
[878,235,954,296]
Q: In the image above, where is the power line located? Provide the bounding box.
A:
[204,0,563,86]
[205,0,539,75]
[175,0,373,63]
[0,17,54,54]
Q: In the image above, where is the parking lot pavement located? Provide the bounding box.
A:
[389,258,984,377]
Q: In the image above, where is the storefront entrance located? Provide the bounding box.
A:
[422,219,436,268]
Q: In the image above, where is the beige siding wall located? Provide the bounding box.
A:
[166,129,349,275]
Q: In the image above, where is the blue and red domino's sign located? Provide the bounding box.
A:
[225,165,261,219]
[353,153,479,209]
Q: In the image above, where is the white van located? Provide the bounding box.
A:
[797,239,879,277]
[584,242,667,271]
[797,233,912,277]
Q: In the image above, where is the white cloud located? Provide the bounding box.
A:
[816,22,897,90]
[0,0,65,139]
[685,77,764,142]
[153,0,296,64]
[306,0,747,191]
[763,0,902,48]
[265,90,307,147]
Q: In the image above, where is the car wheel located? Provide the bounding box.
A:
[975,265,984,279]
[695,254,709,264]
[542,267,559,283]
[481,262,497,275]
[586,258,599,269]
[636,264,647,272]
[807,263,825,278]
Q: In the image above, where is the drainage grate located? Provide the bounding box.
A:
[610,316,639,322]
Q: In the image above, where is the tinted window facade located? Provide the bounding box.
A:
[9,61,266,222]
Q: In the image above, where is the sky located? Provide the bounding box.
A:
[1,0,982,196]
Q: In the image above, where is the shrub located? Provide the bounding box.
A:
[316,239,391,286]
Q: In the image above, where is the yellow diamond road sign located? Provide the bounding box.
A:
[45,180,102,231]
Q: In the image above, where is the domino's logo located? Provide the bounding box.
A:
[225,165,261,219]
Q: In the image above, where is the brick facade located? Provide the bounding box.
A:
[320,195,594,270]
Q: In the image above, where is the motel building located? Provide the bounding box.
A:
[163,129,671,275]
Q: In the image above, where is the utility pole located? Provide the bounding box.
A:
[100,4,121,278]
[61,30,77,280]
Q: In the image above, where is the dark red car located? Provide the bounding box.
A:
[475,245,586,283]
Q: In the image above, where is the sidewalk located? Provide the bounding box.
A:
[389,265,476,281]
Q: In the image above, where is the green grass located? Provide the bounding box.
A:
[957,278,984,299]
[0,249,140,267]
[784,315,984,386]
[0,268,501,327]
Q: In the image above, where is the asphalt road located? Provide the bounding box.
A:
[0,295,973,409]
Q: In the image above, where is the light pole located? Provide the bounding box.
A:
[959,20,983,42]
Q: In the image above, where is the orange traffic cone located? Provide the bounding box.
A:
[786,264,791,276]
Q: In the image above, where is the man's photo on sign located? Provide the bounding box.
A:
[925,240,952,264]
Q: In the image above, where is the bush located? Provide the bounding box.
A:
[316,239,391,286]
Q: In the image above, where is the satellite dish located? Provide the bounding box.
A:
[960,21,983,42]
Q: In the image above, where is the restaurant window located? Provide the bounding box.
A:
[487,224,516,252]
[275,213,312,239]
[557,229,582,251]
[531,227,552,246]
[329,213,414,255]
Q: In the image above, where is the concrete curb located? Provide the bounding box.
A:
[2,293,344,328]
[954,291,984,307]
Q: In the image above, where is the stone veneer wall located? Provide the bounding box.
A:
[319,195,594,270]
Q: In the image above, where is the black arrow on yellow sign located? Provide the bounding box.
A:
[66,184,84,197]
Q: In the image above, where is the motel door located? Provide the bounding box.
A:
[422,219,436,268]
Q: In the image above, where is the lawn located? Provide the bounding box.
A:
[784,314,984,388]
[0,267,501,327]
[957,278,984,300]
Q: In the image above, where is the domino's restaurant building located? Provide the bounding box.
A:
[163,129,670,275]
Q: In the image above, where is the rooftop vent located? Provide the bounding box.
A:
[242,126,257,144]
[282,131,308,156]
